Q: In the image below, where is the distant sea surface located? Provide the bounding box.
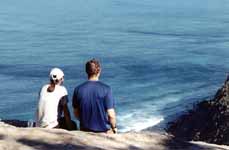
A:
[1,0,229,132]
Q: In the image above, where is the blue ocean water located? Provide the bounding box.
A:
[1,0,229,132]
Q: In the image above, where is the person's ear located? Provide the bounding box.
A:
[61,77,64,83]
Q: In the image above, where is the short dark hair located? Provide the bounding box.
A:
[86,59,101,77]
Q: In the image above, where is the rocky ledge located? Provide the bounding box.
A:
[167,75,229,146]
[0,122,228,150]
[1,77,229,149]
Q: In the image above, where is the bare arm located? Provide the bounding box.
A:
[73,107,80,119]
[63,103,73,130]
[107,108,117,133]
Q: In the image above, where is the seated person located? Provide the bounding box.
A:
[36,68,76,130]
[72,59,117,133]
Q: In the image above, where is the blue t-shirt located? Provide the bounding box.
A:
[72,81,115,132]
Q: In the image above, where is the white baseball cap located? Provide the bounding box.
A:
[49,68,64,81]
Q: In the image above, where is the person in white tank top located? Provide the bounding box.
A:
[36,68,75,130]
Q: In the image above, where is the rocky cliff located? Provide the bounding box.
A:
[0,122,228,150]
[167,75,229,145]
[2,77,229,149]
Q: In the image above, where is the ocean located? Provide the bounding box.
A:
[1,0,229,132]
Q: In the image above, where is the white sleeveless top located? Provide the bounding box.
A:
[36,84,68,128]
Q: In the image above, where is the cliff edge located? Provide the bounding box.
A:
[0,122,228,150]
[167,75,229,145]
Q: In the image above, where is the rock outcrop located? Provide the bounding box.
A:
[0,122,228,150]
[167,75,229,145]
[2,77,229,149]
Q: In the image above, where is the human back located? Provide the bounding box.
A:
[73,80,114,132]
[72,59,117,133]
[36,68,75,130]
[37,84,67,128]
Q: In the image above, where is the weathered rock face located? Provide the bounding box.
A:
[167,76,229,145]
[0,122,228,150]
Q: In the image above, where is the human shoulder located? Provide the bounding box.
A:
[40,84,49,93]
[61,85,68,91]
[42,84,50,89]
[74,81,89,90]
[57,85,68,95]
[97,81,111,89]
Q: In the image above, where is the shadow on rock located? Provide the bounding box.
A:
[0,134,5,140]
[17,138,103,150]
[2,120,29,127]
[17,136,144,150]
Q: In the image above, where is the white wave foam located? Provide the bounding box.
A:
[118,115,164,132]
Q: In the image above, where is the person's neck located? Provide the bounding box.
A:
[88,76,99,81]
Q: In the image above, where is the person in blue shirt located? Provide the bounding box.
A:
[72,59,117,133]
